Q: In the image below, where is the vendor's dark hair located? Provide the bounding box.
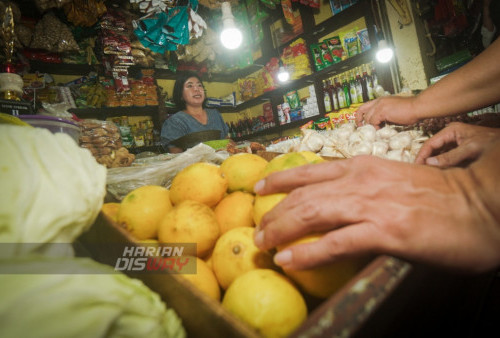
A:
[172,71,206,110]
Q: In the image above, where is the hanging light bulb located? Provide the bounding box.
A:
[220,2,243,50]
[277,61,290,82]
[376,39,394,63]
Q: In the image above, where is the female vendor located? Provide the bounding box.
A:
[161,71,229,153]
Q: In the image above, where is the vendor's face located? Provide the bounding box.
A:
[183,77,205,106]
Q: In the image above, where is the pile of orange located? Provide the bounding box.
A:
[101,152,370,337]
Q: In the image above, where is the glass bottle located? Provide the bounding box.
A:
[349,70,358,104]
[329,79,339,110]
[370,62,379,88]
[335,77,346,109]
[355,68,364,103]
[323,81,332,112]
[342,74,351,107]
[364,64,375,100]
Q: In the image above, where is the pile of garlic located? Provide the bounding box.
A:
[287,123,429,163]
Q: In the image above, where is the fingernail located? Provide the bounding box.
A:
[254,230,264,248]
[426,157,438,166]
[274,250,292,267]
[253,180,264,193]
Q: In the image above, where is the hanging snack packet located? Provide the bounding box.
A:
[246,0,268,45]
[260,0,281,9]
[341,29,359,58]
[329,0,342,14]
[324,36,343,63]
[319,41,334,67]
[134,7,190,54]
[310,43,324,71]
[285,90,300,109]
[356,28,371,52]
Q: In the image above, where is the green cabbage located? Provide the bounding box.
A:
[0,256,186,338]
[0,125,107,257]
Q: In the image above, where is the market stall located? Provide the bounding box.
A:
[1,0,500,337]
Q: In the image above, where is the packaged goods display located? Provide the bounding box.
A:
[79,119,135,168]
[111,115,157,148]
[322,62,378,113]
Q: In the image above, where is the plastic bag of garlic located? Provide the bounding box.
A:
[266,123,429,163]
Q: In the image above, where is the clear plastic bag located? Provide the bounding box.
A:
[106,143,229,200]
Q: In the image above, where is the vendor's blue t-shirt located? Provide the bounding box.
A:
[160,109,228,147]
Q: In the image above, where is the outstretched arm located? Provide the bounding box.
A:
[356,38,500,127]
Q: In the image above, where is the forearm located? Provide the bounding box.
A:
[413,38,500,120]
[468,139,500,226]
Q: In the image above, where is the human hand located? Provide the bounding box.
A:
[253,156,500,273]
[415,122,500,167]
[356,96,419,128]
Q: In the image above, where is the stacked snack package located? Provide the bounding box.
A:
[262,58,279,92]
[282,38,311,80]
[79,119,135,168]
[238,77,257,102]
[130,69,159,107]
[34,0,72,11]
[63,0,107,27]
[30,12,80,53]
[104,69,158,108]
[246,0,268,46]
[310,29,370,71]
[98,10,134,94]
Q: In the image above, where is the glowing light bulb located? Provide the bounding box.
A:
[220,2,243,50]
[277,66,290,82]
[220,27,243,50]
[376,39,394,63]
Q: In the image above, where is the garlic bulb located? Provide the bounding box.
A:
[372,141,389,157]
[341,122,356,133]
[389,131,412,150]
[376,125,398,140]
[348,131,362,144]
[277,121,429,164]
[299,129,324,152]
[350,141,372,156]
[357,124,377,142]
[386,149,404,161]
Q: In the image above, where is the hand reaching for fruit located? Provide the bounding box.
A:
[253,146,500,273]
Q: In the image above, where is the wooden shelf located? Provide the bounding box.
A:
[232,114,321,142]
[29,61,99,76]
[69,106,159,120]
[30,61,263,83]
[219,50,373,114]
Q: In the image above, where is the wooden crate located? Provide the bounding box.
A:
[78,213,414,337]
[78,151,496,336]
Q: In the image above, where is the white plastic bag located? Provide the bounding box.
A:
[106,144,229,200]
